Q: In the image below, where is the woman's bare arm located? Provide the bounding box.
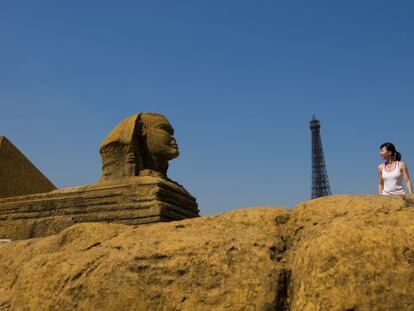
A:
[401,162,413,194]
[377,165,384,195]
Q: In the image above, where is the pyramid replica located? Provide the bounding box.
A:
[0,113,199,240]
[0,136,56,198]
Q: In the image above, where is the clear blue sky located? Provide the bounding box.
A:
[1,1,413,215]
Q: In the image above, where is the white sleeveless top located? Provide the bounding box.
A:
[381,161,405,195]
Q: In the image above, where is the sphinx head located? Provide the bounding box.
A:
[99,113,179,181]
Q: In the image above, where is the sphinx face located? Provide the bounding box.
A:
[141,114,179,161]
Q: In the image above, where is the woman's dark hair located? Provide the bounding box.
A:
[380,142,402,161]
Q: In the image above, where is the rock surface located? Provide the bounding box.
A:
[1,194,414,310]
[288,195,414,311]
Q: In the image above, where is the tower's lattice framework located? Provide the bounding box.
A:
[310,115,331,199]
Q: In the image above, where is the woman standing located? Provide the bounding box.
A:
[378,142,413,195]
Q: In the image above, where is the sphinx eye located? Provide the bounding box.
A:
[157,125,173,134]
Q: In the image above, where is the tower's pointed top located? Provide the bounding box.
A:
[310,114,320,126]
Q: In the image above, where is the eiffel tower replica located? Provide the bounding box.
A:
[310,115,331,199]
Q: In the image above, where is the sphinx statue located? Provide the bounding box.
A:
[0,112,199,240]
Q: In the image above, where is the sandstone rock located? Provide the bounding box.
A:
[0,136,56,198]
[288,195,414,311]
[0,207,290,311]
[0,194,413,310]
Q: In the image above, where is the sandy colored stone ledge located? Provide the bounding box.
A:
[0,194,413,310]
